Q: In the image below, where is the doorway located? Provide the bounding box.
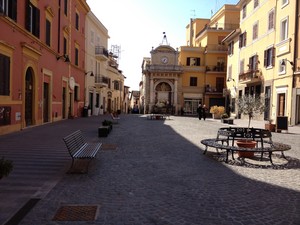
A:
[25,68,34,126]
[43,82,49,122]
[277,93,285,116]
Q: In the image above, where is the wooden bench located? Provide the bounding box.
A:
[63,130,102,172]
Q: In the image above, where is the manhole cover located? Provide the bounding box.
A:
[53,205,98,221]
[101,144,117,150]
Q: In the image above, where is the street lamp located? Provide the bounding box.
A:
[56,54,70,62]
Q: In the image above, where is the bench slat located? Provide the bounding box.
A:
[63,130,102,172]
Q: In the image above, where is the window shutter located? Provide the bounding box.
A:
[196,58,200,66]
[264,50,267,67]
[255,55,258,70]
[10,0,17,21]
[272,47,275,66]
[186,57,190,66]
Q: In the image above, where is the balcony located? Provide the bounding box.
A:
[145,64,183,73]
[205,44,227,53]
[196,23,239,39]
[238,70,262,83]
[95,75,109,88]
[205,85,224,94]
[95,46,109,61]
[205,64,226,73]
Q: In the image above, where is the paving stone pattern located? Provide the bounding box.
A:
[0,115,300,225]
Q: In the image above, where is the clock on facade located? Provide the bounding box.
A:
[161,56,168,64]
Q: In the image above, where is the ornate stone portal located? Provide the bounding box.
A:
[141,44,183,115]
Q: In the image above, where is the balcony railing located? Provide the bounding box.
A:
[145,64,183,72]
[196,23,239,39]
[205,64,226,72]
[205,44,227,52]
[95,75,109,87]
[205,86,224,93]
[238,70,261,82]
[95,46,109,60]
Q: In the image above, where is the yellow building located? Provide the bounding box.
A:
[224,0,297,125]
[179,4,240,115]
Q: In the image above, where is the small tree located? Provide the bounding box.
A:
[237,95,265,129]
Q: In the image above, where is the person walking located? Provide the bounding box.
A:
[202,104,207,120]
[197,104,203,120]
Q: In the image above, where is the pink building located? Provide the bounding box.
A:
[0,0,89,135]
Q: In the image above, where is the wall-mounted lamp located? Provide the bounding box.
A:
[56,54,70,62]
[227,78,235,82]
[281,59,294,68]
[85,71,94,76]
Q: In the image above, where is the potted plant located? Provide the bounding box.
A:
[209,106,225,119]
[236,94,265,157]
[221,113,229,123]
[0,157,13,179]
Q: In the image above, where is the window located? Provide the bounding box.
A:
[45,19,51,46]
[228,41,234,55]
[268,9,275,31]
[190,77,197,86]
[0,0,17,21]
[26,2,40,38]
[242,4,247,19]
[64,0,68,16]
[252,22,258,40]
[0,53,10,96]
[280,17,288,41]
[75,47,79,66]
[248,55,258,71]
[187,57,200,66]
[239,32,247,48]
[254,0,259,8]
[264,47,275,68]
[75,12,79,30]
[216,77,224,92]
[240,59,245,74]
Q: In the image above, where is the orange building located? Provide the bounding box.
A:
[0,0,89,134]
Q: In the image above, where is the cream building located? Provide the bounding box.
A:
[224,0,297,125]
[85,12,125,115]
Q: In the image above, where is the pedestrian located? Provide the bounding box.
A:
[197,104,203,120]
[202,104,207,120]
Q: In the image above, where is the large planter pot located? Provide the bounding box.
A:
[236,140,256,158]
[265,123,276,132]
[212,114,221,119]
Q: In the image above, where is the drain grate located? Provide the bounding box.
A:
[53,205,98,221]
[101,144,117,150]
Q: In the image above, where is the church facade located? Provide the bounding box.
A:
[141,45,183,115]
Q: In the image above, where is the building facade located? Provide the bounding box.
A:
[0,0,90,135]
[0,1,125,135]
[141,43,183,115]
[224,0,298,125]
[179,4,240,116]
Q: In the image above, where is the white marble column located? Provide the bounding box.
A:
[174,79,178,115]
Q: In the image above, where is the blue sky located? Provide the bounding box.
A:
[86,0,238,90]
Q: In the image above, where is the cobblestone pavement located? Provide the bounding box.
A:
[0,115,300,225]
